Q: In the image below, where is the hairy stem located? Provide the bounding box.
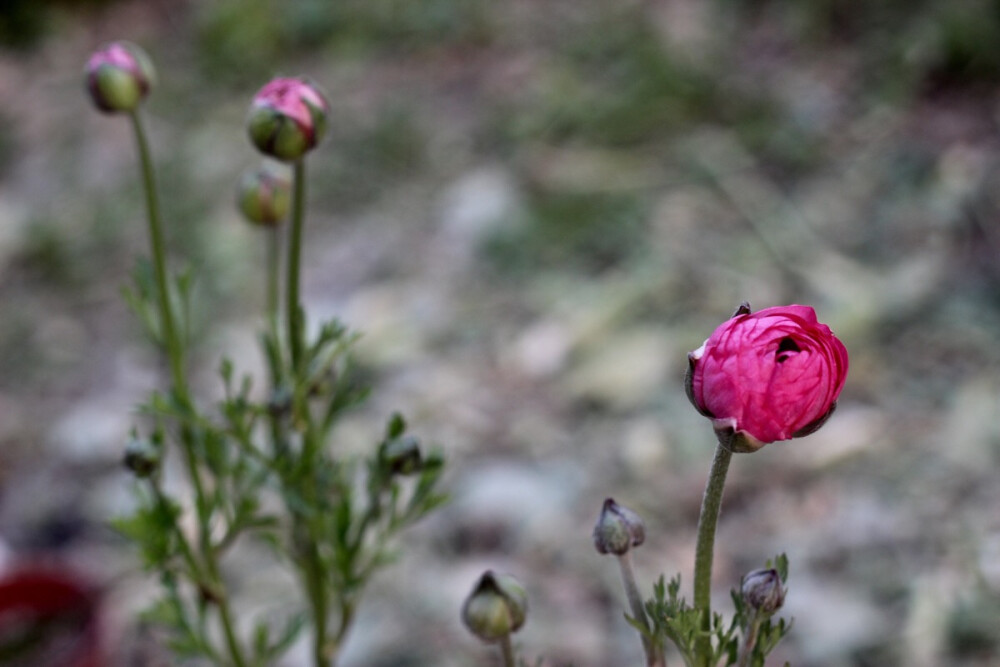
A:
[692,442,734,666]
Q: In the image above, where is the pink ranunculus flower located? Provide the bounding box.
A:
[84,41,156,113]
[685,303,849,452]
[246,77,330,162]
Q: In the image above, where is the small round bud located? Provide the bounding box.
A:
[85,41,156,113]
[461,571,528,642]
[237,166,291,226]
[123,436,160,478]
[247,77,329,162]
[741,568,786,615]
[382,435,423,475]
[593,497,646,555]
[267,384,293,416]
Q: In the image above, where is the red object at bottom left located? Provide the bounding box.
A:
[0,565,103,667]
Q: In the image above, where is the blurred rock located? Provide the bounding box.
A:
[564,327,674,411]
[509,319,572,379]
[437,166,521,266]
[788,404,887,468]
[785,576,887,663]
[445,460,584,554]
[620,416,671,478]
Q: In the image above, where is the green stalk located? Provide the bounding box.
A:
[737,615,762,667]
[129,111,184,389]
[618,552,664,667]
[280,157,331,666]
[267,226,281,331]
[129,110,249,667]
[287,159,306,370]
[498,634,516,667]
[294,521,330,667]
[692,442,733,666]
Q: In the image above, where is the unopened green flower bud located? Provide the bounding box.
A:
[85,41,156,113]
[237,166,290,226]
[593,497,645,556]
[461,571,528,642]
[123,436,160,478]
[741,568,785,615]
[382,435,424,475]
[247,77,329,162]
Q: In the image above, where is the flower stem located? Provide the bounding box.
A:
[129,111,184,389]
[295,521,330,667]
[692,442,733,666]
[267,225,281,331]
[498,634,516,667]
[737,615,762,667]
[129,110,248,667]
[617,552,664,667]
[287,159,306,370]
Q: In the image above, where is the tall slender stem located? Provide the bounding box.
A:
[498,634,516,667]
[129,110,248,667]
[129,111,184,390]
[692,442,734,666]
[267,226,281,330]
[287,159,306,370]
[618,552,664,667]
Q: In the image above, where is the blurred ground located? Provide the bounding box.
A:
[1,0,1000,665]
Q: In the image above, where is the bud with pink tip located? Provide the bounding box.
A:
[236,166,291,226]
[85,41,156,114]
[246,77,329,162]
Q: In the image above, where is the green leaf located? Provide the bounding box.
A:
[386,412,407,439]
[111,497,182,568]
[268,613,306,659]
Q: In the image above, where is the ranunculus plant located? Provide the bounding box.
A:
[462,303,849,667]
[648,303,847,667]
[88,41,446,667]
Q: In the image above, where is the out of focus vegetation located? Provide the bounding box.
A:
[1,0,1000,665]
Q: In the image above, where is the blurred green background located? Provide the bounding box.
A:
[1,0,1000,665]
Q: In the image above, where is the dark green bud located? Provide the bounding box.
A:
[382,435,423,475]
[237,166,290,226]
[461,571,528,642]
[593,497,645,556]
[123,436,160,478]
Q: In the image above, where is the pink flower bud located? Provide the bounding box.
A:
[236,166,291,226]
[686,304,848,450]
[246,77,329,162]
[84,41,156,114]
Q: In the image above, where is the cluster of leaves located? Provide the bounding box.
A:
[114,265,447,665]
[641,555,792,667]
